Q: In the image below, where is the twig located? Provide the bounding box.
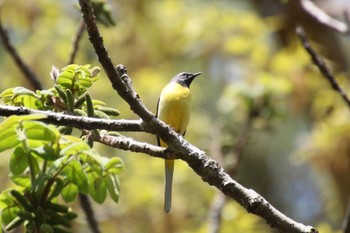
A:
[79,194,101,233]
[0,19,42,90]
[92,132,167,158]
[300,0,349,34]
[77,0,318,232]
[342,198,350,233]
[296,25,350,109]
[0,104,143,132]
[67,20,85,65]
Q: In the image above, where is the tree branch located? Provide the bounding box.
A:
[0,18,42,90]
[342,198,350,233]
[300,0,349,34]
[92,132,167,158]
[67,20,85,65]
[0,104,143,132]
[77,0,318,232]
[296,25,350,109]
[79,194,101,233]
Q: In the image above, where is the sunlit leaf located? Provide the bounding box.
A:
[104,157,123,174]
[12,87,40,99]
[63,160,88,194]
[59,141,90,157]
[9,146,28,176]
[0,126,19,153]
[22,121,59,142]
[88,174,107,204]
[9,174,31,188]
[0,190,16,209]
[104,173,120,203]
[0,115,49,152]
[61,183,78,202]
[32,145,57,161]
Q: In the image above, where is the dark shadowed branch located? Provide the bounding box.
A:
[342,198,350,233]
[0,19,42,90]
[67,20,85,65]
[76,0,318,232]
[296,25,350,109]
[79,194,101,233]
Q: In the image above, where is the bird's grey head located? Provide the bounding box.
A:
[171,72,202,87]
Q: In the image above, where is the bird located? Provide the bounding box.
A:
[156,72,201,213]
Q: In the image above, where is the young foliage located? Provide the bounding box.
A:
[0,115,123,232]
[0,64,123,232]
[0,64,119,119]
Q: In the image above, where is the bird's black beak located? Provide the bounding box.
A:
[185,72,201,87]
[191,72,202,78]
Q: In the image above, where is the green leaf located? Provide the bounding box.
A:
[95,106,120,116]
[61,183,78,202]
[32,145,57,161]
[56,65,78,89]
[33,173,50,195]
[0,190,16,209]
[104,173,120,203]
[28,153,40,175]
[12,87,40,99]
[87,172,107,204]
[9,146,28,175]
[85,93,94,117]
[88,174,107,204]
[1,87,41,107]
[59,140,90,158]
[103,157,123,174]
[0,118,20,152]
[0,115,49,152]
[23,121,59,142]
[48,178,64,200]
[9,174,31,188]
[63,161,88,194]
[0,127,19,153]
[1,206,21,225]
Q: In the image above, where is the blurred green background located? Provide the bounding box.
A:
[1,0,350,232]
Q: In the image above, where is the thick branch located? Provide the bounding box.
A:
[78,0,154,123]
[0,104,317,232]
[0,105,143,132]
[0,19,42,90]
[301,0,349,34]
[296,26,350,109]
[77,0,318,232]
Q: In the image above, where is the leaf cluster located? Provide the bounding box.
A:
[0,114,123,232]
[0,64,123,232]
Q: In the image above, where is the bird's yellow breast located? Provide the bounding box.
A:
[158,82,191,136]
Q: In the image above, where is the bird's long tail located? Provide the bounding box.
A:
[164,159,174,213]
